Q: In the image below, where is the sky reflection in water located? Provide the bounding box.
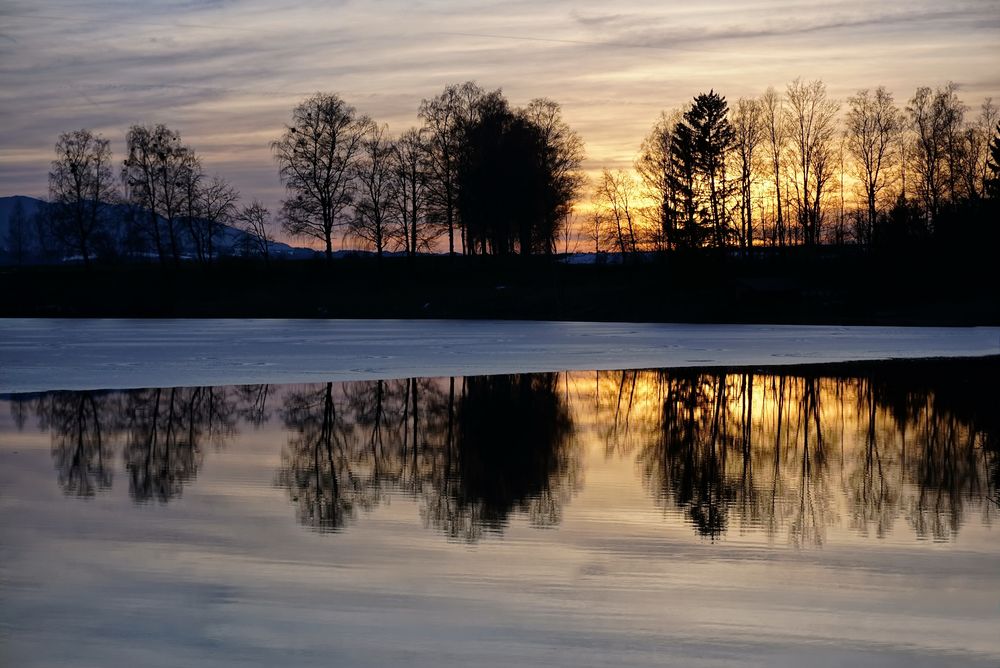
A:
[1,358,998,667]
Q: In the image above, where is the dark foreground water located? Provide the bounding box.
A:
[1,359,998,667]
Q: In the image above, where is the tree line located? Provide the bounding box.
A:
[596,80,1000,254]
[13,81,584,265]
[8,78,1000,265]
[6,126,276,266]
[269,83,585,260]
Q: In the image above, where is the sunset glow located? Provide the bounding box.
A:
[2,1,998,248]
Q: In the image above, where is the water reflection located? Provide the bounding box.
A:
[276,381,385,531]
[434,374,577,540]
[35,391,115,497]
[16,386,237,502]
[6,359,997,543]
[123,386,237,502]
[619,363,998,544]
[275,375,579,540]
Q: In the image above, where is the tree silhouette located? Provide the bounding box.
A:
[236,200,273,261]
[684,91,736,248]
[986,121,1000,199]
[184,173,239,263]
[420,81,485,255]
[349,123,398,258]
[907,83,964,226]
[846,87,903,246]
[966,100,998,199]
[785,79,840,245]
[48,129,117,265]
[458,91,544,255]
[121,124,197,265]
[520,98,586,253]
[732,97,764,251]
[636,111,683,251]
[595,169,641,255]
[760,87,789,246]
[391,127,433,257]
[635,92,746,251]
[272,93,372,261]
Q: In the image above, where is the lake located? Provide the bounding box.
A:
[1,356,997,667]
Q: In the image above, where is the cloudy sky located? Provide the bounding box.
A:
[2,0,998,232]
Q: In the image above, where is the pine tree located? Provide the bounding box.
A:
[986,122,1000,200]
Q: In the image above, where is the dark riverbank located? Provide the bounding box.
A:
[1,246,996,324]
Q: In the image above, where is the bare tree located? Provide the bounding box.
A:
[584,209,613,256]
[907,83,964,224]
[732,97,764,251]
[392,127,432,256]
[845,87,902,246]
[48,129,116,265]
[272,93,371,261]
[784,79,839,245]
[237,200,273,261]
[122,124,194,264]
[760,87,788,246]
[595,169,640,256]
[349,123,397,258]
[178,153,206,259]
[186,173,239,263]
[960,98,998,199]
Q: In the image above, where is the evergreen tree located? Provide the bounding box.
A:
[684,91,736,248]
[986,122,1000,200]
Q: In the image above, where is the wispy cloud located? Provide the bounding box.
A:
[1,0,998,221]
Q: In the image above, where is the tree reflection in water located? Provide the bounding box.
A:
[276,382,383,531]
[17,385,239,502]
[34,391,116,497]
[274,374,580,541]
[9,358,997,544]
[123,386,237,502]
[424,374,577,541]
[610,359,998,544]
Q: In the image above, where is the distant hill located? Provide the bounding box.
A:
[0,195,45,237]
[0,195,318,264]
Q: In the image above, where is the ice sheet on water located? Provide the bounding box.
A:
[1,318,998,393]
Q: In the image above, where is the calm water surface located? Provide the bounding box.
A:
[1,359,998,667]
